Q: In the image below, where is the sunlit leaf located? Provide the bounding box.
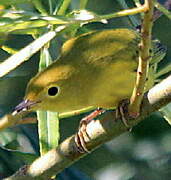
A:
[0,15,68,33]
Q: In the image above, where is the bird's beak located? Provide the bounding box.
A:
[12,99,40,115]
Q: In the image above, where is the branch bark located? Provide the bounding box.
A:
[5,75,171,180]
[129,0,154,117]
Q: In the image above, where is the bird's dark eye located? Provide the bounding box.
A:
[48,87,59,96]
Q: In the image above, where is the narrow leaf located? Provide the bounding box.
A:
[37,110,49,155]
[160,103,171,125]
[37,47,60,156]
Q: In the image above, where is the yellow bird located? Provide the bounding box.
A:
[13,28,166,152]
[15,29,143,115]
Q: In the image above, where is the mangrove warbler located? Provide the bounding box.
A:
[14,29,160,115]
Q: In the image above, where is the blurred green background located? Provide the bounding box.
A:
[0,0,171,179]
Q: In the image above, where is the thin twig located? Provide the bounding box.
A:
[0,107,95,131]
[100,3,148,20]
[129,0,154,117]
[0,114,33,131]
[0,113,37,131]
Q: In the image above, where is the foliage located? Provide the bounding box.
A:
[0,0,171,179]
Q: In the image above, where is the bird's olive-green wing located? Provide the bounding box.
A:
[61,28,140,66]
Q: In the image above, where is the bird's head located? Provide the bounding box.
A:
[13,62,79,115]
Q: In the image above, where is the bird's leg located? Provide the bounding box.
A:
[116,99,132,131]
[75,108,106,153]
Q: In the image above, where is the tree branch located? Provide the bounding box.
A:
[129,0,154,117]
[5,75,171,180]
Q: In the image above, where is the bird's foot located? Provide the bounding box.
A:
[75,108,106,153]
[116,99,132,131]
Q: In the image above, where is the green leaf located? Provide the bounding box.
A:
[37,111,49,155]
[32,0,48,15]
[0,129,17,146]
[156,64,171,78]
[0,15,68,33]
[160,103,171,125]
[79,0,88,9]
[0,0,30,5]
[57,0,71,15]
[47,111,60,149]
[116,0,140,26]
[37,47,60,156]
[53,0,65,15]
[39,47,52,70]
